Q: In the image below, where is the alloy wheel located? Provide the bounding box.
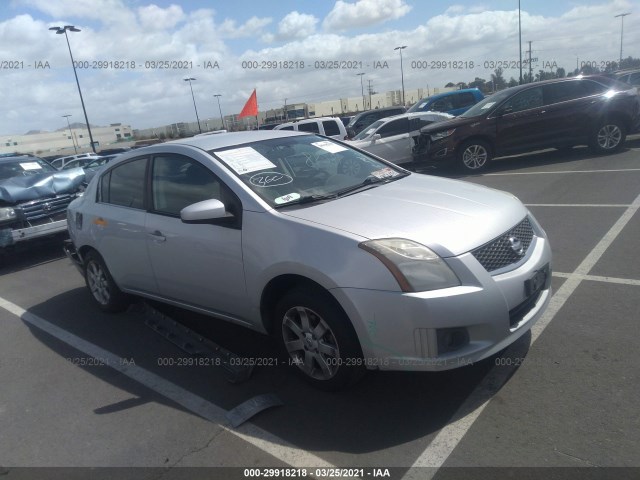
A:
[462,144,488,170]
[282,306,340,381]
[87,261,110,305]
[597,124,622,150]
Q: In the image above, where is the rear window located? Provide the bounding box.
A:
[100,157,147,209]
[297,122,320,133]
[322,120,341,136]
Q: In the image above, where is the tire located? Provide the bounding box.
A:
[275,287,365,391]
[589,120,626,154]
[84,251,130,313]
[457,140,492,172]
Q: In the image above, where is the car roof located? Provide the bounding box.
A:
[373,111,453,124]
[165,130,310,150]
[427,88,481,99]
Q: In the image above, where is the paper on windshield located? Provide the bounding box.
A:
[20,162,42,170]
[214,147,276,174]
[274,192,301,204]
[481,102,496,110]
[311,140,347,153]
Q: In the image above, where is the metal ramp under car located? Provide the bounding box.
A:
[131,301,282,427]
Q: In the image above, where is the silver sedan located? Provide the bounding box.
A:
[65,130,552,390]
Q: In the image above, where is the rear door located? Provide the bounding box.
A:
[93,156,157,293]
[540,80,605,143]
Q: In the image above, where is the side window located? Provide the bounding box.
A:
[377,118,409,138]
[322,120,341,136]
[454,92,477,108]
[430,97,454,112]
[628,72,640,86]
[579,80,608,96]
[502,87,543,113]
[100,157,147,209]
[151,154,222,216]
[279,125,294,131]
[297,122,320,133]
[543,82,583,104]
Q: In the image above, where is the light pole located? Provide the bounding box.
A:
[394,45,407,105]
[518,0,523,84]
[356,73,365,110]
[184,77,202,134]
[615,13,631,68]
[49,25,96,153]
[213,94,225,130]
[62,114,78,153]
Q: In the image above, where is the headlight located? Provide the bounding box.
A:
[0,207,17,224]
[430,129,456,141]
[359,238,460,292]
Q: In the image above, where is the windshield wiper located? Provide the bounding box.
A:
[277,173,408,208]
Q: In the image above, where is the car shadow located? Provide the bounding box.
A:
[0,233,68,276]
[24,288,532,455]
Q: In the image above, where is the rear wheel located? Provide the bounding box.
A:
[589,120,626,153]
[457,140,492,172]
[275,287,365,391]
[84,251,130,313]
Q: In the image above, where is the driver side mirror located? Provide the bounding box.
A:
[371,134,381,143]
[498,106,514,116]
[181,199,231,224]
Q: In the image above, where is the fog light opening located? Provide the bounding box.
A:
[436,327,470,355]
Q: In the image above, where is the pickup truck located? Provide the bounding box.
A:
[0,155,84,249]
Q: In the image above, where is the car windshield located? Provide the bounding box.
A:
[0,158,57,180]
[85,156,112,168]
[459,89,513,118]
[406,99,428,113]
[352,120,385,140]
[210,134,407,208]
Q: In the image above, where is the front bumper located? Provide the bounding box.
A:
[331,233,552,371]
[0,219,68,248]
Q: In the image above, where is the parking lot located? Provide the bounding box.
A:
[1,136,639,479]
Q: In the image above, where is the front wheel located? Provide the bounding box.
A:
[589,121,626,154]
[275,287,365,391]
[84,251,130,313]
[457,140,492,172]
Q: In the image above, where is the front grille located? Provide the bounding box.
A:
[472,217,534,272]
[16,194,75,225]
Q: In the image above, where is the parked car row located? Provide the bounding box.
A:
[414,75,640,172]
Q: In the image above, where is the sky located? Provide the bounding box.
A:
[0,0,638,135]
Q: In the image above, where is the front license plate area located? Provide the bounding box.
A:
[525,263,549,297]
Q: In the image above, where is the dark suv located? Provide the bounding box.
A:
[415,76,640,172]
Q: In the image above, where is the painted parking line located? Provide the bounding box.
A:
[552,272,640,287]
[403,191,640,480]
[0,296,334,469]
[483,168,640,176]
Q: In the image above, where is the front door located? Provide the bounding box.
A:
[144,153,249,322]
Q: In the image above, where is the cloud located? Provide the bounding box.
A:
[323,0,412,31]
[17,0,136,25]
[218,15,272,38]
[263,11,319,42]
[137,4,185,31]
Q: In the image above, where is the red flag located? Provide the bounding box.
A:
[238,89,258,118]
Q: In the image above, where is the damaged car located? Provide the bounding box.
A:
[0,155,85,249]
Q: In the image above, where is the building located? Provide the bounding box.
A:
[0,123,133,155]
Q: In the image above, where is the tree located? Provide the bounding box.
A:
[491,68,507,90]
[456,81,468,90]
[556,67,566,78]
[507,77,519,88]
[468,77,487,92]
[445,82,456,88]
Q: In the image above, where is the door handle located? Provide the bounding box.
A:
[148,230,166,242]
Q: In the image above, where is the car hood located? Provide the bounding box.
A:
[280,174,528,257]
[419,115,480,134]
[0,168,85,204]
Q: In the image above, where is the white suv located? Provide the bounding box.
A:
[274,117,348,139]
